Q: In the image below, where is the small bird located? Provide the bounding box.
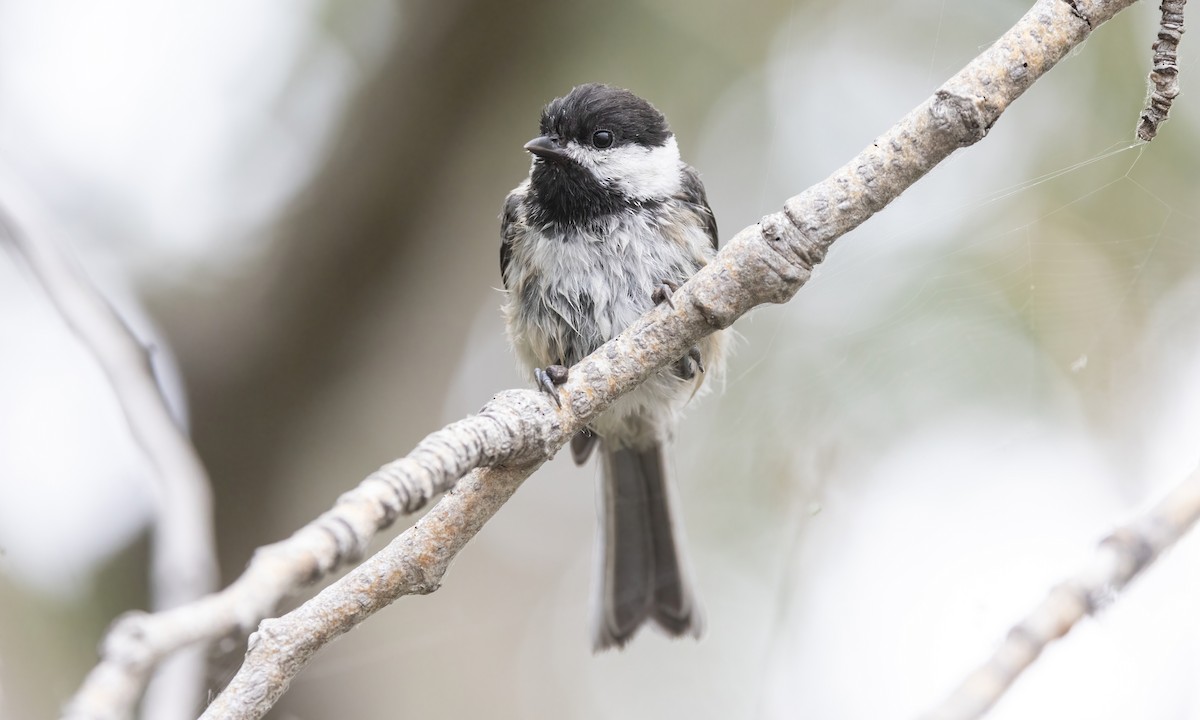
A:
[500,83,727,650]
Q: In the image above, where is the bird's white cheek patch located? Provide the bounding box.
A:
[568,136,683,200]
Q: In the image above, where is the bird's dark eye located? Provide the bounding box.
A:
[592,130,614,149]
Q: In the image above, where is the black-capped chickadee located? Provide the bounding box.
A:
[500,83,727,650]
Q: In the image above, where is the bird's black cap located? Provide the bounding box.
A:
[538,83,672,149]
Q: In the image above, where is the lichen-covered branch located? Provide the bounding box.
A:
[918,461,1200,720]
[0,172,220,720]
[1137,0,1187,141]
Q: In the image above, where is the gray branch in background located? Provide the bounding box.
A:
[920,461,1200,720]
[0,175,219,720]
[195,0,1149,717]
[1137,0,1186,141]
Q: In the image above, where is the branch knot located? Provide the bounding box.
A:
[931,90,990,146]
[741,211,824,305]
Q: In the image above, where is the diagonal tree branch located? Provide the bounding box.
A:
[200,462,537,719]
[190,0,1144,716]
[0,174,219,720]
[58,0,1161,717]
[919,459,1200,720]
[60,389,554,720]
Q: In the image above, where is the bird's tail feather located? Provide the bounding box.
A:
[591,441,703,651]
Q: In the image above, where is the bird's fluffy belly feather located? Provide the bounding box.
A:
[503,208,717,443]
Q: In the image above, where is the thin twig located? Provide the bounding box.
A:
[0,174,219,720]
[1137,0,1187,141]
[918,461,1200,720]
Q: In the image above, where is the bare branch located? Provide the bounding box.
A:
[188,0,1143,715]
[0,175,219,719]
[199,462,534,718]
[918,461,1200,720]
[57,387,553,720]
[44,0,1154,715]
[1137,0,1187,141]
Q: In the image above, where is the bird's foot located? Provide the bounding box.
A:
[675,346,705,380]
[651,280,681,309]
[534,364,569,406]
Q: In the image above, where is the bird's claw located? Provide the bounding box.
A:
[651,280,681,309]
[675,346,705,380]
[535,364,569,406]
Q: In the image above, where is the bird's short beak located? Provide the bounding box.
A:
[524,135,568,162]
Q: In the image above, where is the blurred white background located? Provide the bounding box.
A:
[1,0,1199,718]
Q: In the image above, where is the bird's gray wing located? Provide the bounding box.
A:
[675,164,718,251]
[499,186,525,289]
